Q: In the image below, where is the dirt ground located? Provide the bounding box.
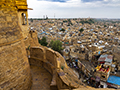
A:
[30,65,52,90]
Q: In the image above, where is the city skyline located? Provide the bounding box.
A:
[28,0,120,18]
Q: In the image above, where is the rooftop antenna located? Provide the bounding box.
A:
[46,15,48,19]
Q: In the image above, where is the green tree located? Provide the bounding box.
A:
[38,37,48,46]
[67,24,70,26]
[88,19,94,23]
[49,40,63,53]
[49,40,53,47]
[67,19,73,25]
[38,37,41,44]
[46,16,48,20]
[79,19,94,25]
[114,24,116,27]
[30,18,33,22]
[63,20,67,23]
[98,26,100,28]
[104,25,107,27]
[68,19,71,22]
[79,28,84,33]
[61,28,65,32]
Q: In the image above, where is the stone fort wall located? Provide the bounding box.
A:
[29,46,70,90]
[0,1,32,90]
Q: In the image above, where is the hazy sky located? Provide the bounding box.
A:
[27,0,120,18]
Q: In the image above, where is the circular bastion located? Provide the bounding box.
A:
[0,2,32,90]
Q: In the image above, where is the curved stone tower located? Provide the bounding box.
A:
[0,0,32,90]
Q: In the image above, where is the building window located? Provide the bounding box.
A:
[22,13,27,25]
[102,75,105,78]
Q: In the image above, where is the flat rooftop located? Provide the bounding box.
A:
[107,75,120,86]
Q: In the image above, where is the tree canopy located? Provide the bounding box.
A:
[30,18,33,22]
[98,26,100,28]
[104,25,107,27]
[49,40,63,53]
[79,19,95,25]
[61,28,65,32]
[79,28,84,33]
[38,37,48,46]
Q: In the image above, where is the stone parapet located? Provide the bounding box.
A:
[30,46,82,90]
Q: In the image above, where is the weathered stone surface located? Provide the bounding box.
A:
[0,40,32,90]
[0,1,32,90]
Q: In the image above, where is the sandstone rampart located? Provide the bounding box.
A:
[30,46,84,90]
[0,1,32,90]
